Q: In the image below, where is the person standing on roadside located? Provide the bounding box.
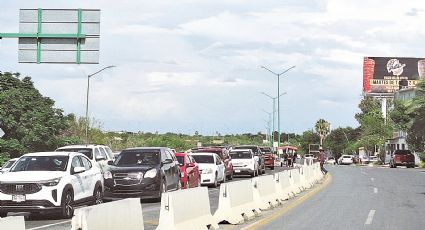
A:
[319,147,328,174]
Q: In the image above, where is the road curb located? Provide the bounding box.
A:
[240,172,333,230]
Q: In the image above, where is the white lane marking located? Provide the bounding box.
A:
[371,177,374,181]
[27,220,71,230]
[364,210,376,225]
[374,187,378,194]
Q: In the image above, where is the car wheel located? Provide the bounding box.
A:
[271,166,275,170]
[262,165,266,174]
[186,178,190,189]
[0,212,7,218]
[93,186,103,205]
[251,171,255,178]
[60,190,74,219]
[212,173,218,188]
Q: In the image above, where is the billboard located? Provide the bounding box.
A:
[363,57,425,94]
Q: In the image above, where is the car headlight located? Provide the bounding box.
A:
[202,168,213,174]
[144,169,157,178]
[40,177,61,187]
[104,171,113,179]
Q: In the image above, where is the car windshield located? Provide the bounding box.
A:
[176,156,184,166]
[11,156,69,172]
[3,160,16,168]
[191,155,214,164]
[343,156,352,158]
[234,146,258,154]
[230,152,252,159]
[114,150,160,166]
[395,150,411,155]
[56,148,93,160]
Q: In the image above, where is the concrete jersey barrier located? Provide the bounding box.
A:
[71,198,144,230]
[0,216,25,230]
[156,186,219,230]
[214,180,261,225]
[252,175,280,210]
[274,170,292,201]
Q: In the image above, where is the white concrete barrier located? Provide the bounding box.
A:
[291,168,303,193]
[71,198,144,230]
[252,175,280,210]
[156,186,219,230]
[0,216,25,230]
[214,180,260,225]
[274,170,292,201]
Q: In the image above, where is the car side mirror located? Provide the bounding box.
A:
[162,159,173,165]
[187,162,195,167]
[96,156,106,161]
[107,160,114,165]
[73,166,86,174]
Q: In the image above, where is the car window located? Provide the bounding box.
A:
[99,147,109,159]
[71,156,84,173]
[57,148,93,160]
[216,155,221,165]
[176,156,184,166]
[95,147,107,160]
[80,156,92,170]
[230,151,252,159]
[115,150,160,166]
[104,147,115,160]
[191,155,214,164]
[165,150,173,160]
[11,156,68,172]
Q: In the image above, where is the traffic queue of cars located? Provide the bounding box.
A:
[0,144,276,218]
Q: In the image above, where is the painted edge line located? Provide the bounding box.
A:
[27,220,71,230]
[242,173,333,230]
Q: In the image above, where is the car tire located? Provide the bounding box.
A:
[271,166,275,170]
[212,173,218,188]
[60,190,74,219]
[250,171,255,178]
[156,180,166,202]
[227,171,234,180]
[93,185,103,205]
[0,212,7,218]
[262,165,266,174]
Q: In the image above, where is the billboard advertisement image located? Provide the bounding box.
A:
[363,57,425,94]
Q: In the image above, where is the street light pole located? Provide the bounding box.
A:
[85,65,116,144]
[261,92,287,148]
[261,66,295,147]
[262,109,272,146]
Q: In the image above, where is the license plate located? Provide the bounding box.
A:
[12,195,26,203]
[235,170,241,173]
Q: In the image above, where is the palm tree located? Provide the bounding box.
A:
[315,119,331,146]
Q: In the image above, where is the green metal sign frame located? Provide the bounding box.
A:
[0,8,86,64]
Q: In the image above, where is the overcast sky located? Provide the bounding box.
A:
[1,0,424,135]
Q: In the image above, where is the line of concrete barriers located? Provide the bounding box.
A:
[0,160,324,230]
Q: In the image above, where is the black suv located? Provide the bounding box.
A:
[103,147,181,201]
[233,145,266,174]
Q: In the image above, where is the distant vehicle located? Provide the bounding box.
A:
[229,149,259,177]
[175,152,201,189]
[369,156,380,164]
[359,155,369,164]
[190,152,226,188]
[233,145,266,174]
[339,155,353,165]
[305,154,314,159]
[56,144,115,174]
[0,152,103,218]
[326,157,336,165]
[390,150,415,168]
[192,147,234,180]
[277,146,298,167]
[0,158,19,174]
[351,155,360,164]
[103,147,181,201]
[260,146,275,170]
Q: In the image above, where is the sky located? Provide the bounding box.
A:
[1,0,424,135]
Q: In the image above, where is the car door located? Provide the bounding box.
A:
[188,155,200,187]
[80,156,98,195]
[70,156,86,200]
[215,155,225,181]
[160,149,172,189]
[165,150,178,189]
[185,155,195,187]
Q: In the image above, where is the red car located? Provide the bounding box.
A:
[390,150,415,168]
[260,146,275,170]
[192,147,234,180]
[175,152,201,189]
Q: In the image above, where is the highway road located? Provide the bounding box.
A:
[19,166,290,230]
[259,165,425,230]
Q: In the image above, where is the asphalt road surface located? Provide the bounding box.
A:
[260,165,425,230]
[18,166,290,230]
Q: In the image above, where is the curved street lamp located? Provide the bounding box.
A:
[85,65,116,144]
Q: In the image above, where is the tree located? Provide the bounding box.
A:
[315,119,330,146]
[325,126,360,158]
[0,72,71,157]
[405,80,425,152]
[295,130,320,155]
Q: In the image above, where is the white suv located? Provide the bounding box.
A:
[229,149,259,177]
[56,144,114,173]
[0,152,103,218]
